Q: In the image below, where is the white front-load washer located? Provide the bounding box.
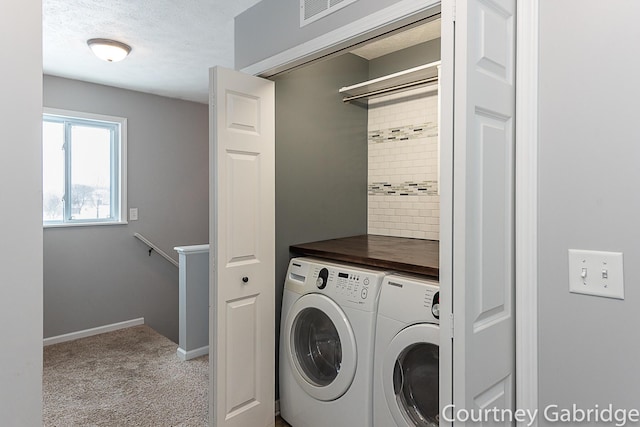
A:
[279,257,389,427]
[373,274,440,427]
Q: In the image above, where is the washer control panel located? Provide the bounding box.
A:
[378,274,440,324]
[285,257,388,311]
[334,271,370,300]
[313,266,383,309]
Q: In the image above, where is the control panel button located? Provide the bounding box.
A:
[361,288,368,299]
[363,278,370,285]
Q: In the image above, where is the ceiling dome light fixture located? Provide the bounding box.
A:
[87,38,131,62]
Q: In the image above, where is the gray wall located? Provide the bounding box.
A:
[0,0,43,423]
[43,76,208,343]
[235,0,411,70]
[538,1,640,416]
[368,38,441,80]
[273,52,369,395]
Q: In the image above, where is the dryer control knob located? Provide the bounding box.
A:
[316,268,329,289]
[432,303,440,319]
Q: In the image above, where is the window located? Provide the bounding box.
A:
[42,108,127,226]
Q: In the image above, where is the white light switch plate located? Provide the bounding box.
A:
[568,249,624,300]
[129,208,138,221]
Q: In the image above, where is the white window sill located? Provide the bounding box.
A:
[43,220,128,229]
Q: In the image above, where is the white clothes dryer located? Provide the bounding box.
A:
[279,257,389,427]
[373,274,440,427]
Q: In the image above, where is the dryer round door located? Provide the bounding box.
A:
[284,293,357,401]
[383,323,440,427]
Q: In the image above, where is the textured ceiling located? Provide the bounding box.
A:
[43,0,262,104]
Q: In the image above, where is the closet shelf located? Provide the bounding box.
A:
[339,60,441,103]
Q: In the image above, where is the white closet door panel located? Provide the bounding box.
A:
[210,66,275,427]
[452,0,516,417]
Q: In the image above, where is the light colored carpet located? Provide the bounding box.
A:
[43,325,208,426]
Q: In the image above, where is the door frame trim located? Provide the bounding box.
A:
[515,0,539,422]
[241,0,540,420]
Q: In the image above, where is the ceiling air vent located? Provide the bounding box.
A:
[300,0,358,27]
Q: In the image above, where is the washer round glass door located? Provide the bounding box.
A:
[284,293,357,401]
[383,323,440,427]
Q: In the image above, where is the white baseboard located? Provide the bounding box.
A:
[176,345,209,361]
[275,399,280,417]
[43,318,145,347]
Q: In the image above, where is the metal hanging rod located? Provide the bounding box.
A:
[134,233,179,267]
[341,76,439,103]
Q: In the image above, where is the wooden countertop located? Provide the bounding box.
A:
[290,234,439,278]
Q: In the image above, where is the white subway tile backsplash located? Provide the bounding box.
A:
[368,86,440,240]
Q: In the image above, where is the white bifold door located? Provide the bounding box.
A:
[209,66,275,427]
[450,0,517,420]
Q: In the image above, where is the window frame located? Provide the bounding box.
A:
[43,108,128,228]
